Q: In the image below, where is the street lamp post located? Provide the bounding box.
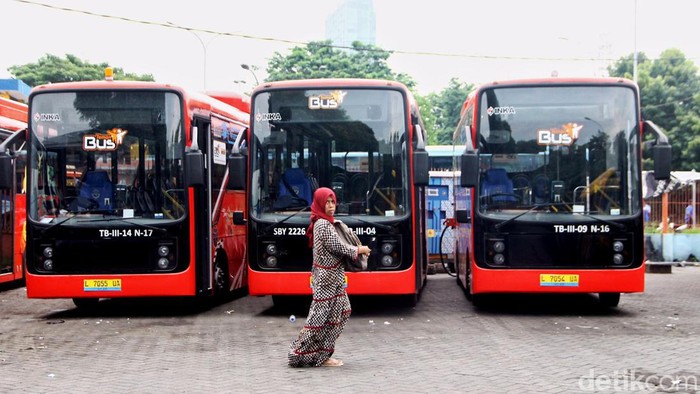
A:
[241,64,260,85]
[167,22,219,91]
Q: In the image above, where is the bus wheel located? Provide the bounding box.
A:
[72,298,99,310]
[401,293,419,308]
[213,254,229,298]
[464,266,474,301]
[598,292,620,307]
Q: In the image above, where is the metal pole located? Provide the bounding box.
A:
[241,64,260,85]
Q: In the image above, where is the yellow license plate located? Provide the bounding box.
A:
[84,279,122,292]
[540,274,579,287]
[310,276,348,288]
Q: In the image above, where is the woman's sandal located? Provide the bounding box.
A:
[321,358,344,367]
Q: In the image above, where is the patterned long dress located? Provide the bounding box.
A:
[288,218,358,367]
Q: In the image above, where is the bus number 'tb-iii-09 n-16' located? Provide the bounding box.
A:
[553,225,611,234]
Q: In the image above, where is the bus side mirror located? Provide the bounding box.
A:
[228,154,246,190]
[413,150,429,186]
[653,144,671,180]
[0,155,12,189]
[643,120,671,180]
[460,152,478,187]
[184,150,205,187]
[455,209,470,223]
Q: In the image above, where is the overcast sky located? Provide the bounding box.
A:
[2,0,699,94]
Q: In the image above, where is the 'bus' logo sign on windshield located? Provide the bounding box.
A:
[83,128,128,151]
[537,122,582,146]
[308,90,347,110]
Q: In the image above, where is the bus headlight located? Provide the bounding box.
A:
[487,239,506,265]
[266,244,278,256]
[613,253,624,265]
[381,243,394,254]
[43,259,54,271]
[612,241,624,253]
[43,247,54,258]
[493,254,505,265]
[493,241,505,253]
[266,256,278,267]
[157,258,170,269]
[158,245,170,257]
[381,255,394,267]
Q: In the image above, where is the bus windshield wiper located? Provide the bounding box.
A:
[264,206,310,233]
[38,216,73,235]
[494,202,568,232]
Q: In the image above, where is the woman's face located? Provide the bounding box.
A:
[325,197,336,216]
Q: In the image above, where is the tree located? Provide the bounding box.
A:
[8,54,154,87]
[608,48,700,170]
[423,78,473,145]
[265,41,415,89]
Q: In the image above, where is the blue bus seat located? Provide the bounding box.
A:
[79,170,114,210]
[482,168,517,203]
[278,168,313,205]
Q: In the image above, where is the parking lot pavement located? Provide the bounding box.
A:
[1,267,699,393]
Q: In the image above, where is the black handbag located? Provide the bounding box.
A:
[333,220,367,272]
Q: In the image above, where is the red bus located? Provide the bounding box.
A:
[452,78,671,307]
[228,79,430,307]
[0,75,250,308]
[0,97,27,286]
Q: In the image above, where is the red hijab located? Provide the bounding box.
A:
[307,187,336,247]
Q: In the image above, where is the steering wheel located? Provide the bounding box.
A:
[66,196,100,211]
[482,193,522,205]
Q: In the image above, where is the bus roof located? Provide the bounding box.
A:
[252,78,411,93]
[476,77,637,90]
[0,96,27,132]
[206,91,251,114]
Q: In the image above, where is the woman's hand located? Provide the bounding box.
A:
[358,245,371,256]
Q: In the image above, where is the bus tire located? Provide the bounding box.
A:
[72,298,99,310]
[402,293,419,308]
[213,251,229,299]
[598,292,620,308]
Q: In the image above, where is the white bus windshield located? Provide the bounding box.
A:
[250,88,408,220]
[29,91,185,221]
[476,85,641,217]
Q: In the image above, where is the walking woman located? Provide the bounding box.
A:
[288,187,371,367]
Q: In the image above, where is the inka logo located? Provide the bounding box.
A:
[308,90,347,110]
[537,123,582,146]
[487,106,516,116]
[83,128,128,151]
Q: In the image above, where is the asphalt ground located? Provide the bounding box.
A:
[1,266,699,393]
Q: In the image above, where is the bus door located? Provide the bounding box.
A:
[191,118,213,295]
[0,163,13,276]
[0,131,26,280]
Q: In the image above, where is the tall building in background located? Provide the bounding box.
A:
[325,0,376,49]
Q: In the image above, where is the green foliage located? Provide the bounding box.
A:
[8,54,154,87]
[608,48,700,170]
[423,78,473,145]
[266,41,415,89]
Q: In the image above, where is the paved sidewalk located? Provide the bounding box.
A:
[1,267,699,393]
